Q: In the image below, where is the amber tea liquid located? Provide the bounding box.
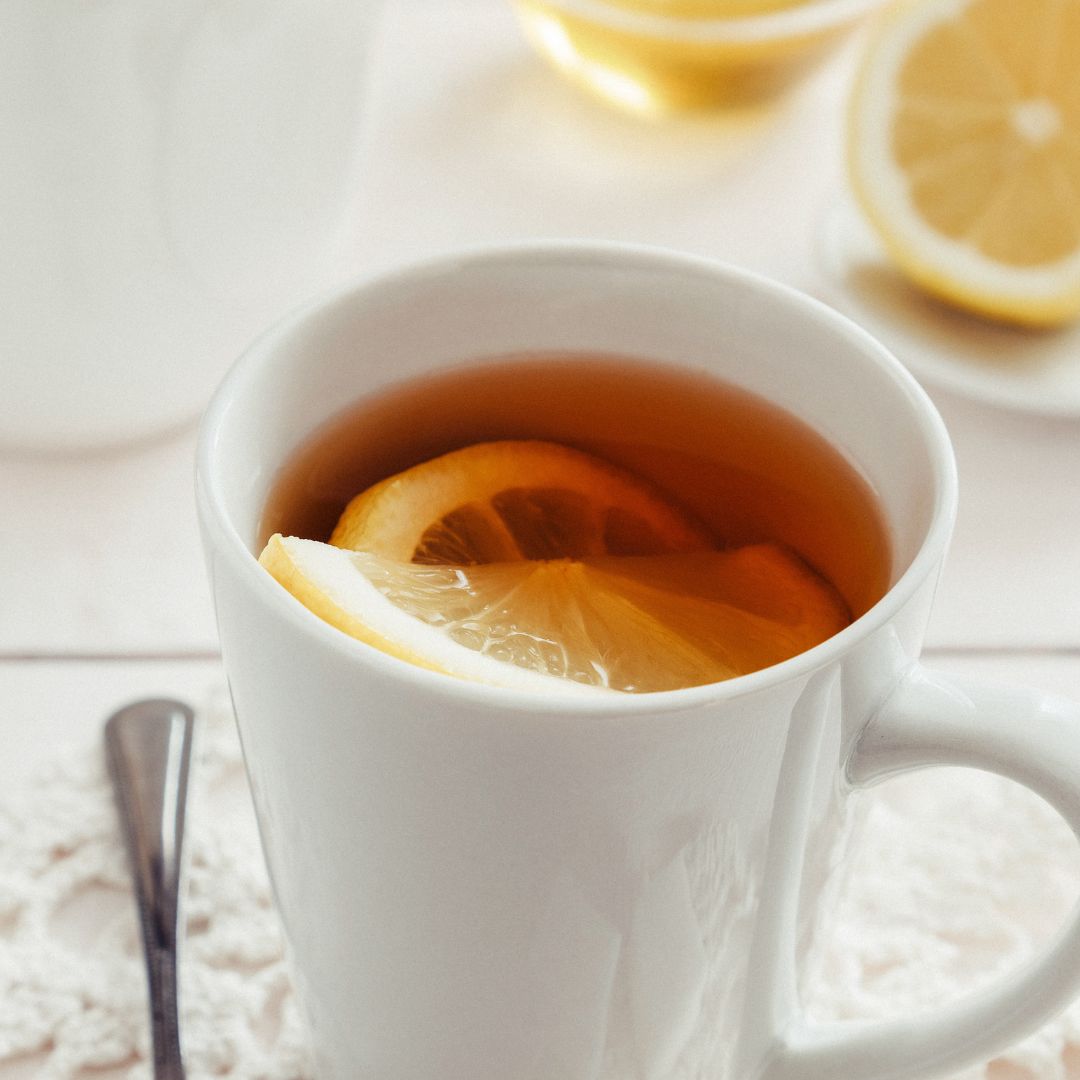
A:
[262,354,891,622]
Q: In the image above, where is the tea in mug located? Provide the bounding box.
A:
[260,355,890,692]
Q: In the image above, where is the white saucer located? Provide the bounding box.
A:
[815,198,1080,418]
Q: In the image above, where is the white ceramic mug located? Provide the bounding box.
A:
[0,0,380,452]
[197,243,1080,1080]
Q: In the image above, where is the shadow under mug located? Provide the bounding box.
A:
[197,242,1080,1080]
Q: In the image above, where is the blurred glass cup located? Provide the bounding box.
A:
[512,0,893,115]
[0,0,381,453]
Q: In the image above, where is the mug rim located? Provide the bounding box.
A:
[196,239,958,718]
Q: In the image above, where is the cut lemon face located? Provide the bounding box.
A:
[329,440,714,562]
[259,535,850,693]
[848,0,1080,327]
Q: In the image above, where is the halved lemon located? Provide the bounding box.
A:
[329,440,714,562]
[848,0,1080,327]
[259,535,850,693]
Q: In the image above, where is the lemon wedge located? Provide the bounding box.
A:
[329,440,714,562]
[848,0,1080,326]
[259,535,850,693]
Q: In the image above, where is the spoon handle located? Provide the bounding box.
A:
[105,699,195,1080]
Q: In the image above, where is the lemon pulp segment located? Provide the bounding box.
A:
[260,536,849,693]
[330,440,714,562]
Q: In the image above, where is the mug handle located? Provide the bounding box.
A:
[762,662,1080,1080]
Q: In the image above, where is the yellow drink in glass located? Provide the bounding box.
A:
[512,0,893,115]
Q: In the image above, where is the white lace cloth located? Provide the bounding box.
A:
[1,693,1078,1079]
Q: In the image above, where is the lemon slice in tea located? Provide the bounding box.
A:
[259,536,850,693]
[848,0,1080,326]
[329,440,714,562]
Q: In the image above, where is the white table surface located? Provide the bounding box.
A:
[2,0,1079,1075]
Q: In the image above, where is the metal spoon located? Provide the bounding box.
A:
[105,699,195,1080]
